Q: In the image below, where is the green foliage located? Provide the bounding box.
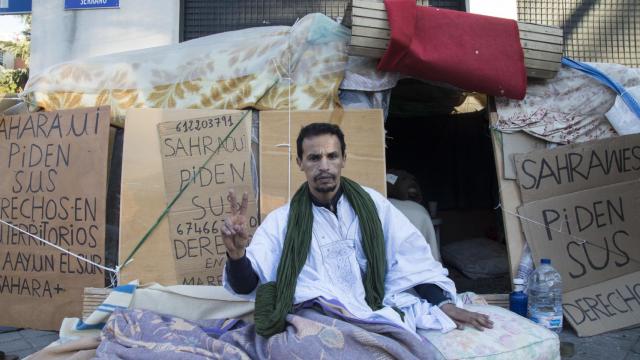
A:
[0,15,30,94]
[0,67,29,93]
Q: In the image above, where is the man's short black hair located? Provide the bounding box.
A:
[296,123,346,160]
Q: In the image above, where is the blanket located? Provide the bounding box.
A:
[23,13,349,128]
[96,305,444,359]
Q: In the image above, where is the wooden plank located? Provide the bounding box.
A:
[526,68,557,79]
[524,58,561,71]
[519,30,563,45]
[352,25,390,39]
[348,45,386,58]
[523,48,563,63]
[350,35,389,49]
[353,0,386,11]
[520,39,563,53]
[352,7,388,20]
[352,16,390,30]
[517,22,563,37]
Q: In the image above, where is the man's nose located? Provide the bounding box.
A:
[319,156,330,170]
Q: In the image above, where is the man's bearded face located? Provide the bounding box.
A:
[297,134,346,196]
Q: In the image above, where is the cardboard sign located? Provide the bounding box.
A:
[0,107,109,330]
[157,112,257,285]
[259,110,386,218]
[501,132,546,180]
[519,180,640,292]
[515,133,640,203]
[516,133,640,337]
[119,109,250,285]
[563,271,640,337]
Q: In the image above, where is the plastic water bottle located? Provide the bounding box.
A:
[527,258,563,333]
[509,278,528,317]
[516,244,534,293]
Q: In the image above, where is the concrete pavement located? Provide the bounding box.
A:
[0,327,58,359]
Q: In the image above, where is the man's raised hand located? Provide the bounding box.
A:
[222,189,250,260]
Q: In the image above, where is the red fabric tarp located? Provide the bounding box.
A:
[377,0,527,100]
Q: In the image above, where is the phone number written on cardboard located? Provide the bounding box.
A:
[175,115,234,133]
[176,221,220,236]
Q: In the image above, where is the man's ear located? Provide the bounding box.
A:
[296,156,302,170]
[342,153,347,168]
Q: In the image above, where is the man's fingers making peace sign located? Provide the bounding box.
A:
[222,189,250,260]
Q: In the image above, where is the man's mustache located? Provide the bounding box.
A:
[314,172,336,181]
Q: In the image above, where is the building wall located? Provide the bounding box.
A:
[30,0,180,76]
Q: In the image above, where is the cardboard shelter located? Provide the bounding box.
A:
[0,107,110,330]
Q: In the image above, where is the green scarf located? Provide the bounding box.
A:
[254,177,386,337]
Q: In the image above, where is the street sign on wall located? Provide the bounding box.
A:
[64,0,119,10]
[0,0,31,14]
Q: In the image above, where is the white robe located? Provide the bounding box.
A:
[223,187,460,333]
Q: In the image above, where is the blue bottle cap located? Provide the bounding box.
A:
[541,258,551,264]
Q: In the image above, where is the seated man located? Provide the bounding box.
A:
[222,123,492,344]
[387,169,441,260]
[389,197,440,261]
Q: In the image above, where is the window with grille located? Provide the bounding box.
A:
[181,0,465,41]
[518,0,639,66]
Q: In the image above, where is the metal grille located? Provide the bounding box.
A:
[182,0,465,41]
[518,0,639,66]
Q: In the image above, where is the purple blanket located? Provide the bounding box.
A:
[96,305,443,359]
